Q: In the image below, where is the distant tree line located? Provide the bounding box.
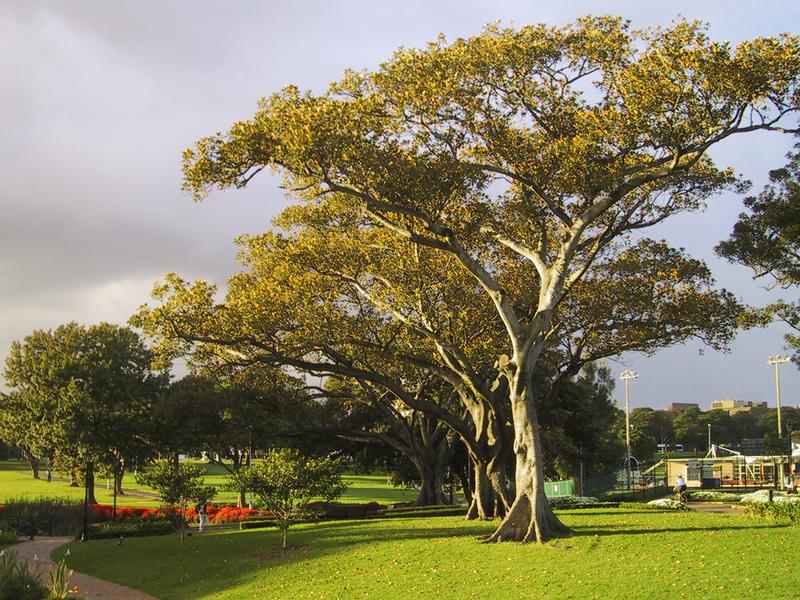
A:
[620,405,800,461]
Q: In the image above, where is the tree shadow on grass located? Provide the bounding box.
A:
[570,522,784,536]
[92,514,783,598]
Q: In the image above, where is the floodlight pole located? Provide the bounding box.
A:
[620,370,639,489]
[768,355,790,436]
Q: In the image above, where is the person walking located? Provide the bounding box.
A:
[198,506,208,533]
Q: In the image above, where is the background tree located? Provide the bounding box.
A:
[149,373,295,507]
[135,461,216,540]
[672,407,709,453]
[181,18,800,542]
[236,448,346,551]
[717,147,800,364]
[539,362,624,485]
[0,392,42,478]
[2,323,164,503]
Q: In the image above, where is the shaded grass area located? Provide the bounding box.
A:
[57,508,798,600]
[0,461,418,508]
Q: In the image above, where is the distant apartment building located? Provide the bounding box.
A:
[710,398,768,415]
[667,402,699,412]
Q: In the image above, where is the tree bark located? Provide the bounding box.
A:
[466,462,496,519]
[485,373,569,543]
[465,456,510,520]
[412,454,450,506]
[85,462,98,505]
[22,448,40,479]
[114,463,126,495]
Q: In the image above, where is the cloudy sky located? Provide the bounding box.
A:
[1,0,798,412]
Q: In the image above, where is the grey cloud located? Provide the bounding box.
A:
[1,0,799,405]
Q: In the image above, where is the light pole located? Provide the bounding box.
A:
[708,423,712,453]
[768,355,791,436]
[620,370,638,489]
[82,452,92,542]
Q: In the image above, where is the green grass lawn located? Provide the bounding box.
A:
[0,460,159,507]
[0,461,418,508]
[56,508,797,600]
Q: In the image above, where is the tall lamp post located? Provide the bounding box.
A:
[620,370,639,489]
[82,452,92,541]
[768,355,791,436]
[708,423,712,453]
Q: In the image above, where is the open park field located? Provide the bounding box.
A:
[0,460,420,507]
[51,507,797,600]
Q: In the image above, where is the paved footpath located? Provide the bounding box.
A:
[6,537,159,600]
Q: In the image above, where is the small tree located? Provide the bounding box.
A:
[237,449,346,550]
[135,461,215,540]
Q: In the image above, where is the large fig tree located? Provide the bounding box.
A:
[180,18,799,541]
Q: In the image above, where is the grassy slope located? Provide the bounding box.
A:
[0,461,418,507]
[58,508,796,600]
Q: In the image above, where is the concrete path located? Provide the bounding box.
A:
[5,537,159,600]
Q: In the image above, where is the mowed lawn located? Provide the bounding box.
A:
[0,460,418,507]
[58,508,796,600]
[0,460,159,507]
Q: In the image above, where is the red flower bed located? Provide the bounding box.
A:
[88,503,269,523]
[90,504,161,522]
[209,506,262,523]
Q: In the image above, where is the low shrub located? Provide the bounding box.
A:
[548,496,599,507]
[0,550,46,600]
[382,504,453,514]
[0,529,17,546]
[739,490,800,505]
[308,502,383,519]
[687,491,742,502]
[0,551,74,600]
[207,505,263,524]
[89,519,174,539]
[644,498,689,510]
[599,487,673,502]
[744,501,800,523]
[90,504,161,523]
[239,519,278,530]
[91,503,266,525]
[0,498,83,537]
[381,507,467,519]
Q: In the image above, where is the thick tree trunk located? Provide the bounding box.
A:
[115,463,126,495]
[466,461,497,519]
[22,448,40,479]
[465,456,511,520]
[86,462,98,505]
[238,488,247,508]
[485,373,569,543]
[412,456,450,506]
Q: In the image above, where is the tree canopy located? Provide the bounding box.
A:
[717,147,800,363]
